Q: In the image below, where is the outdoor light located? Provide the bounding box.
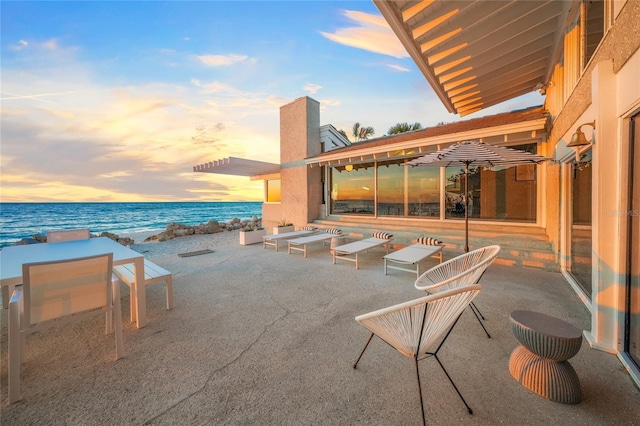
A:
[345,164,353,172]
[567,121,596,148]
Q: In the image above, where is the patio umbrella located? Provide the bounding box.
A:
[404,140,551,252]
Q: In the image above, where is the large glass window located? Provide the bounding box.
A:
[444,165,477,220]
[584,0,604,66]
[444,143,538,221]
[328,143,539,222]
[266,179,281,202]
[571,150,592,295]
[377,161,405,216]
[330,165,374,215]
[627,114,640,369]
[408,165,440,217]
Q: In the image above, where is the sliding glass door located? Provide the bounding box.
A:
[571,149,593,295]
[626,114,640,369]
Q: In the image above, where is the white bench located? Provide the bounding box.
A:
[332,237,392,269]
[113,258,173,321]
[383,244,444,277]
[287,233,336,257]
[263,229,315,251]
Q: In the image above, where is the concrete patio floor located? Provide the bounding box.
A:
[1,234,639,425]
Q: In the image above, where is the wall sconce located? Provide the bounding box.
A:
[567,121,595,161]
[567,121,596,148]
[345,164,353,172]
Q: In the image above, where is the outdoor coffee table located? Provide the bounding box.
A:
[509,310,583,404]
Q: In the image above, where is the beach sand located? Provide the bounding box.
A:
[122,229,242,259]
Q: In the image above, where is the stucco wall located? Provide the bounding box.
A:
[543,0,640,264]
[542,0,640,353]
[547,0,640,143]
[279,97,322,228]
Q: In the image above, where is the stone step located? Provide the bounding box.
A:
[308,217,559,272]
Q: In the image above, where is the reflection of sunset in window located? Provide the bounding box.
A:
[378,163,405,216]
[408,166,440,203]
[330,166,374,215]
[266,179,281,202]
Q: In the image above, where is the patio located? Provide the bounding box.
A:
[1,234,638,424]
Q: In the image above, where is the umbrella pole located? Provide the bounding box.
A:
[464,163,469,252]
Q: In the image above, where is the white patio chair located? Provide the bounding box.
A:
[46,228,90,242]
[8,253,124,404]
[414,245,501,338]
[46,227,120,331]
[2,229,92,311]
[353,285,482,425]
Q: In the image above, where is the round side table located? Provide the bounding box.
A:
[509,310,583,404]
[330,236,346,254]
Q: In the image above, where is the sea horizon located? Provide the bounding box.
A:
[0,201,263,248]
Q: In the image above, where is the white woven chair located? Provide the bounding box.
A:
[353,285,482,425]
[8,253,124,403]
[414,245,501,338]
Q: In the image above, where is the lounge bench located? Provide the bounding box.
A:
[332,237,392,269]
[113,258,173,322]
[288,230,341,257]
[383,243,444,277]
[263,229,316,251]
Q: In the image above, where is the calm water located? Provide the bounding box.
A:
[0,202,262,248]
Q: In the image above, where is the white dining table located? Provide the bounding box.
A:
[0,237,148,328]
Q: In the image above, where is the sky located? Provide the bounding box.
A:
[1,0,544,203]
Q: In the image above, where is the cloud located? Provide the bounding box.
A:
[8,38,63,52]
[191,123,226,145]
[0,38,278,202]
[386,64,410,72]
[303,83,322,94]
[9,40,28,51]
[194,54,256,67]
[191,79,235,94]
[0,90,77,103]
[320,10,408,58]
[41,39,60,51]
[319,99,341,107]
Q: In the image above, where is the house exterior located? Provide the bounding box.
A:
[195,0,640,386]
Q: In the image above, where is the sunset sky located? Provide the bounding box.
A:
[1,1,543,202]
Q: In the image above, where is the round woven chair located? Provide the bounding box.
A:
[354,285,483,425]
[414,245,501,338]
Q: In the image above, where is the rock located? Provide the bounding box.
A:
[136,217,262,242]
[99,232,134,246]
[15,237,40,245]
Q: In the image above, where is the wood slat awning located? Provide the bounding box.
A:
[374,0,578,116]
[193,157,280,177]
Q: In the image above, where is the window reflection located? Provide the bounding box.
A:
[377,161,405,216]
[444,143,538,222]
[330,166,374,215]
[266,179,281,202]
[571,149,592,295]
[408,166,440,217]
[327,143,538,223]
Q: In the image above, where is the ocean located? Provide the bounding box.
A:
[0,202,262,249]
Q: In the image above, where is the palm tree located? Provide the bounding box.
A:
[387,122,422,135]
[352,122,375,141]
